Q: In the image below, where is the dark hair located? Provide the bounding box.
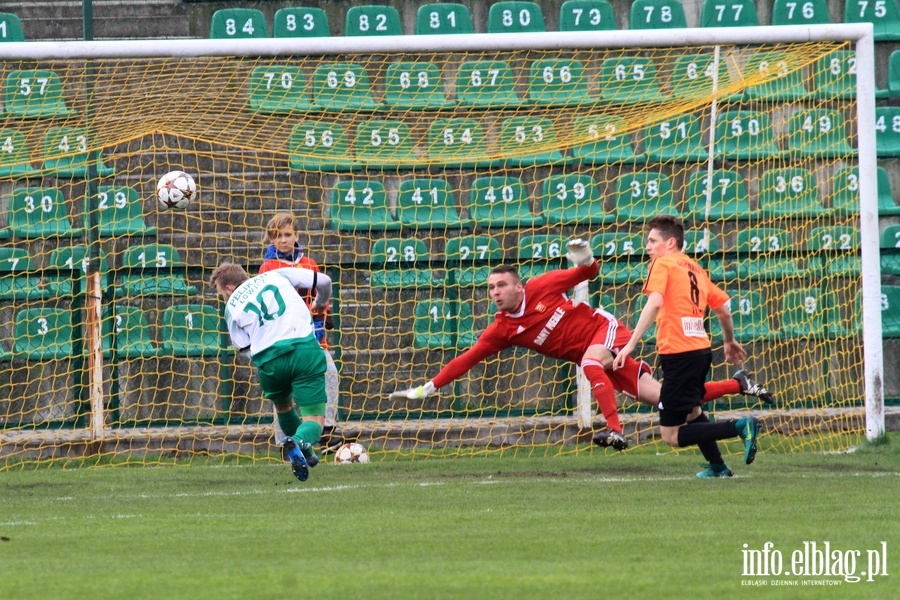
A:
[646,215,684,250]
[490,265,520,280]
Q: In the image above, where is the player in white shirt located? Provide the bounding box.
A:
[210,262,333,482]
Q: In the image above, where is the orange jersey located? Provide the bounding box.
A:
[643,252,729,355]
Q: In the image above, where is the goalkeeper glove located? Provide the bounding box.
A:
[565,238,595,267]
[390,381,436,400]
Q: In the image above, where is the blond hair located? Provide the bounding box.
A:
[265,212,298,241]
[209,262,250,290]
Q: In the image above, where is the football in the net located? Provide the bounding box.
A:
[157,170,197,210]
[334,442,370,464]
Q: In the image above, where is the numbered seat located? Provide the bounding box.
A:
[715,110,781,160]
[527,58,593,106]
[0,248,48,300]
[670,53,735,101]
[830,166,895,216]
[641,113,708,162]
[328,179,399,231]
[384,62,452,109]
[416,3,474,34]
[629,0,688,29]
[397,178,469,229]
[498,116,564,166]
[786,108,855,158]
[824,287,860,338]
[0,12,25,41]
[517,235,568,280]
[570,115,642,164]
[6,187,82,238]
[160,304,227,357]
[3,70,74,118]
[345,5,402,36]
[5,308,73,360]
[353,119,416,169]
[413,298,458,349]
[875,106,900,156]
[882,286,900,337]
[101,305,160,359]
[311,63,380,111]
[880,225,900,275]
[456,60,522,107]
[683,229,734,282]
[806,226,860,277]
[598,56,666,104]
[700,0,759,26]
[370,238,437,289]
[772,0,831,24]
[288,121,356,172]
[734,227,804,280]
[247,65,312,114]
[273,7,330,37]
[46,245,111,296]
[758,167,827,218]
[779,286,827,339]
[710,291,778,342]
[469,176,544,227]
[210,8,268,38]
[541,172,613,225]
[742,51,809,100]
[488,1,545,33]
[843,0,900,41]
[614,171,679,223]
[813,49,859,99]
[40,126,115,178]
[559,0,616,31]
[446,235,503,287]
[0,128,39,178]
[456,301,477,349]
[116,243,198,298]
[683,169,752,221]
[93,185,157,237]
[590,232,647,284]
[426,118,492,167]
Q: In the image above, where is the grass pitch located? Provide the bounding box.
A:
[1,435,898,600]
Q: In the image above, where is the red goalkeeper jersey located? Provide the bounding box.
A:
[431,262,623,388]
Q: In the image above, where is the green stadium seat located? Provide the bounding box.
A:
[311,63,379,112]
[715,110,781,160]
[384,62,452,109]
[875,106,900,157]
[456,301,477,349]
[497,116,564,166]
[488,1,546,33]
[742,51,809,100]
[813,49,859,99]
[413,298,458,349]
[843,0,900,41]
[289,120,356,172]
[589,232,647,284]
[683,229,735,282]
[888,50,900,97]
[116,243,198,298]
[683,169,751,221]
[882,286,900,337]
[701,0,759,25]
[416,3,474,34]
[517,234,567,280]
[273,7,330,37]
[641,113,708,162]
[0,248,48,300]
[880,224,900,275]
[614,171,679,223]
[370,238,437,289]
[445,235,503,287]
[345,5,402,36]
[101,305,160,359]
[806,226,860,277]
[527,58,594,106]
[469,176,544,227]
[456,60,522,108]
[559,0,616,30]
[599,56,666,104]
[328,179,399,231]
[160,304,227,357]
[426,118,492,168]
[541,172,613,225]
[779,286,827,339]
[670,53,734,101]
[40,126,115,178]
[829,166,896,216]
[823,287,860,338]
[771,0,831,25]
[46,245,110,296]
[5,308,74,360]
[397,178,469,229]
[93,185,157,237]
[734,227,804,280]
[210,8,268,38]
[710,291,778,342]
[758,167,827,218]
[570,115,642,164]
[247,65,312,114]
[0,12,25,41]
[786,108,855,158]
[0,128,39,178]
[6,187,82,239]
[629,0,688,29]
[353,119,416,169]
[3,70,74,118]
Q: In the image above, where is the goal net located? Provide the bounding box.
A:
[0,25,884,467]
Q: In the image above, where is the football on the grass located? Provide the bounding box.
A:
[157,170,197,210]
[334,442,370,464]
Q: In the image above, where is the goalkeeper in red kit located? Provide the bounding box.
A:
[393,239,773,450]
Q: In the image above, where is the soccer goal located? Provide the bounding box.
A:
[0,23,885,467]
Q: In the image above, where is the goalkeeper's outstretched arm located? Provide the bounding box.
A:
[389,341,499,400]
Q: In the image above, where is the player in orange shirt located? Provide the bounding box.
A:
[613,215,764,477]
